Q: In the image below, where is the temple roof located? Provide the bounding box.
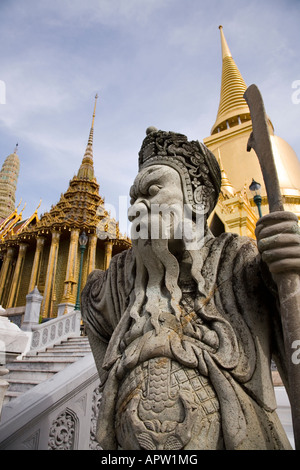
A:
[0,202,39,242]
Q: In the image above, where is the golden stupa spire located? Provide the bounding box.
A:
[77,94,98,180]
[211,26,250,135]
[217,148,236,197]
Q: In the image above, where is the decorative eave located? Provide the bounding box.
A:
[0,210,20,239]
[0,202,41,255]
[0,201,28,242]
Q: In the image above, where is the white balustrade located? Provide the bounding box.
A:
[0,354,102,450]
[29,310,82,353]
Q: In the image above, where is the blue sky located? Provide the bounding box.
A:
[0,0,299,235]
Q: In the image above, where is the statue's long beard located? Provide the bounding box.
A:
[130,237,182,332]
[127,202,210,333]
[128,201,209,321]
[115,221,223,451]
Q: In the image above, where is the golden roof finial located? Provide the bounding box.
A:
[77,95,98,181]
[91,93,98,130]
[34,199,42,214]
[87,93,98,147]
[20,202,27,215]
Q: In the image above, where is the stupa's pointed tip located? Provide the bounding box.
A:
[219,25,232,59]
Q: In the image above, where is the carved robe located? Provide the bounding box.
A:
[81,232,292,450]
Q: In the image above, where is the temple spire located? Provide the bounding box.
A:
[87,93,98,147]
[77,94,98,180]
[211,27,250,135]
[92,94,98,128]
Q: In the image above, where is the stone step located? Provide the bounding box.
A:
[62,336,89,342]
[54,341,90,346]
[3,335,92,403]
[6,357,77,371]
[5,368,59,381]
[49,344,90,349]
[25,349,91,359]
[4,378,42,393]
[61,336,89,342]
[3,390,23,404]
[45,347,91,354]
[35,351,87,357]
[51,340,90,347]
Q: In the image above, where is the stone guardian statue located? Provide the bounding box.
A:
[81,127,300,450]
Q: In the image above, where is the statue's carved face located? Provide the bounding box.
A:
[128,165,184,243]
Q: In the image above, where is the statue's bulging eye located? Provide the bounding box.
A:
[148,185,161,196]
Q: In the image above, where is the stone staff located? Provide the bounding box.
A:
[244,84,300,449]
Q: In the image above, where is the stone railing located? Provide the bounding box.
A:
[0,353,102,450]
[29,310,82,353]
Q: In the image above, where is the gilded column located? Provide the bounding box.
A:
[58,229,79,315]
[87,233,97,274]
[0,247,15,302]
[41,231,60,318]
[80,233,97,294]
[6,243,28,308]
[28,236,45,293]
[104,240,113,270]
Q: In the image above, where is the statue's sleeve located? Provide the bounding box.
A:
[81,248,134,383]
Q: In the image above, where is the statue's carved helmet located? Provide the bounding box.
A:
[138,127,221,218]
